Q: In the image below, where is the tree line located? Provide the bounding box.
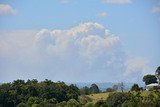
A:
[0,79,102,107]
[0,79,80,107]
[0,66,160,107]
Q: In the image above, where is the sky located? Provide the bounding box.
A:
[0,0,160,83]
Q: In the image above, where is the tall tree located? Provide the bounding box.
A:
[90,84,100,94]
[143,74,157,85]
[131,84,140,91]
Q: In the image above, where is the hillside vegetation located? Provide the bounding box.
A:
[0,66,160,107]
[0,79,160,107]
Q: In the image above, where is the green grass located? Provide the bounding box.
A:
[80,91,153,103]
[85,92,109,103]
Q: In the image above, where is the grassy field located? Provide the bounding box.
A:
[80,91,152,103]
[85,92,110,103]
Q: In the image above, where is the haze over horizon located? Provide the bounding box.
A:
[0,0,160,83]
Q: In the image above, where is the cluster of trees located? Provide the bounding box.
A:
[0,79,102,107]
[143,75,158,85]
[0,79,80,107]
[142,66,160,85]
[130,84,143,91]
[0,81,159,107]
[105,91,160,107]
[105,82,125,92]
[80,84,100,95]
[16,98,82,107]
[14,90,160,107]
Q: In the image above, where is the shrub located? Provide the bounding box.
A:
[67,99,80,107]
[106,92,129,107]
[17,103,28,107]
[27,97,43,107]
[47,98,57,104]
[121,101,136,107]
[85,102,94,107]
[95,100,108,107]
[56,101,67,107]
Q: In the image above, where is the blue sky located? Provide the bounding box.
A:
[0,0,160,83]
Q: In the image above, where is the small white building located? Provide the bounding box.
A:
[145,83,159,91]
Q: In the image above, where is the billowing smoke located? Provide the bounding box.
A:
[0,22,149,83]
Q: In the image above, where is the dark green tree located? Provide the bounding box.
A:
[67,84,80,100]
[26,79,38,85]
[106,92,129,107]
[131,84,140,91]
[90,84,100,94]
[143,74,157,85]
